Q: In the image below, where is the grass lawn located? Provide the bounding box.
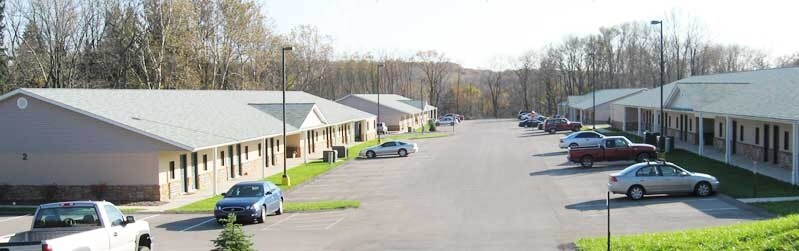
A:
[576,215,799,251]
[169,197,359,213]
[752,201,799,216]
[173,132,449,213]
[597,128,799,198]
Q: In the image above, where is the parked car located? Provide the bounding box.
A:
[359,140,419,158]
[543,118,583,134]
[608,161,720,200]
[519,116,545,128]
[442,113,463,122]
[214,181,284,224]
[0,201,152,251]
[436,117,458,126]
[567,136,657,168]
[377,122,388,135]
[560,131,605,148]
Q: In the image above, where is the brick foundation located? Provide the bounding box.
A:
[1,185,161,203]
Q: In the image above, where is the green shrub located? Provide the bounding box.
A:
[428,120,437,132]
[212,214,254,251]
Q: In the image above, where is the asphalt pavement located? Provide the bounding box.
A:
[0,119,769,250]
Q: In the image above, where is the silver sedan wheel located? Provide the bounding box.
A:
[695,182,712,197]
[628,186,645,200]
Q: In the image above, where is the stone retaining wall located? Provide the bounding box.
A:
[1,185,161,203]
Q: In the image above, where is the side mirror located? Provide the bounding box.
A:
[220,192,227,197]
[265,191,273,195]
[125,216,135,224]
[680,171,689,177]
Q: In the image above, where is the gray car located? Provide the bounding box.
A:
[359,140,419,158]
[608,161,720,200]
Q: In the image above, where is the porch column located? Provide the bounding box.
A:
[262,138,267,179]
[622,107,627,132]
[792,122,799,185]
[654,111,660,134]
[698,113,704,156]
[212,146,218,195]
[725,116,732,164]
[637,107,642,136]
[302,132,309,164]
[580,110,584,122]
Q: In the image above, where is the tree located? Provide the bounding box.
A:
[212,213,255,251]
[512,50,537,111]
[415,50,450,107]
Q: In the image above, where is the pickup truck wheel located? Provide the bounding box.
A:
[627,185,645,200]
[580,155,594,168]
[258,205,267,223]
[635,153,652,162]
[694,182,713,197]
[398,149,408,157]
[138,247,151,251]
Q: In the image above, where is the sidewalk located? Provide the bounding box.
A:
[673,140,792,184]
[121,158,308,213]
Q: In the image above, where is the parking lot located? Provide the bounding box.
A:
[0,120,771,250]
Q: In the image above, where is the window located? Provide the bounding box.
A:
[719,123,723,137]
[258,144,262,157]
[605,138,628,148]
[203,155,208,171]
[245,146,249,160]
[785,131,790,150]
[221,151,225,166]
[169,161,175,179]
[381,142,396,147]
[103,205,125,226]
[636,166,658,177]
[276,140,280,152]
[689,119,692,131]
[668,115,671,127]
[740,126,744,141]
[658,165,680,176]
[755,128,760,144]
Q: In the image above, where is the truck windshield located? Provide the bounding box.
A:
[33,206,101,228]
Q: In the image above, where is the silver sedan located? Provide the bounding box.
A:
[608,161,720,200]
[359,140,419,158]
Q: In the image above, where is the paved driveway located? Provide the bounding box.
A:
[0,120,769,250]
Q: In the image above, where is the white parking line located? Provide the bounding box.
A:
[261,214,298,231]
[325,215,347,229]
[139,214,160,221]
[0,215,28,223]
[180,218,216,232]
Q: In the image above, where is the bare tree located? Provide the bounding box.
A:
[415,50,450,107]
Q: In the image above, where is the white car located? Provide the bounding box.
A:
[436,117,457,126]
[0,201,152,251]
[559,131,605,149]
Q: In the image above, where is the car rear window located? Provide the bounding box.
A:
[34,206,101,228]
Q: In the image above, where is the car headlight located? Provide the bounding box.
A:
[215,205,222,211]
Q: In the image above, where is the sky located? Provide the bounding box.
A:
[263,0,799,69]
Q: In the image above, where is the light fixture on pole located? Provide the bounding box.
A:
[651,20,665,152]
[376,63,385,143]
[281,46,293,186]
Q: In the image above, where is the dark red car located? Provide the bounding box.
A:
[567,136,657,168]
[543,118,582,134]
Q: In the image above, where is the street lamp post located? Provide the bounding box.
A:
[652,20,665,152]
[588,52,596,130]
[281,46,293,186]
[376,63,385,143]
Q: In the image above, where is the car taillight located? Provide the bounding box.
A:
[42,244,53,251]
[609,176,618,183]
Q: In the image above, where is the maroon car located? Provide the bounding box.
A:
[568,136,657,168]
[543,118,582,134]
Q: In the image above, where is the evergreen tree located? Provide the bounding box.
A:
[212,213,255,251]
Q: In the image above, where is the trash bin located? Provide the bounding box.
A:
[323,150,337,163]
[332,146,347,158]
[665,136,675,152]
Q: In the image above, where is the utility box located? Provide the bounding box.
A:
[644,132,660,146]
[323,150,337,163]
[332,146,347,158]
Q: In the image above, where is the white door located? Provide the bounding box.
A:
[104,205,137,251]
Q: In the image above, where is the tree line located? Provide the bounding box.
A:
[0,2,797,118]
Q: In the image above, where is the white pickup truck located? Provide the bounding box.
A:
[0,201,152,251]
